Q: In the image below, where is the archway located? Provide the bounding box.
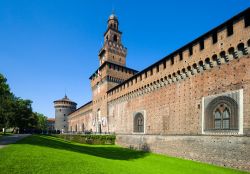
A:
[134,112,144,133]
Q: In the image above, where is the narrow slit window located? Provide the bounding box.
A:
[200,40,204,50]
[156,65,159,72]
[179,52,183,61]
[189,47,193,56]
[244,13,250,27]
[227,24,233,36]
[212,33,218,44]
[171,57,174,65]
[163,61,166,69]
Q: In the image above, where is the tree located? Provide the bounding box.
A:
[0,73,42,133]
[9,98,34,132]
[0,74,15,132]
[34,112,48,131]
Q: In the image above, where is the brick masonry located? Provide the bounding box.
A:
[68,9,250,171]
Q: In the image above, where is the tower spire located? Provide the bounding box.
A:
[112,5,115,16]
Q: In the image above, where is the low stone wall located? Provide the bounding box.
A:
[116,134,250,171]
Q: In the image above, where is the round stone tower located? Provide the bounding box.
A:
[54,95,77,133]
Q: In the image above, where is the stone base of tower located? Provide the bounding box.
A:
[116,134,250,171]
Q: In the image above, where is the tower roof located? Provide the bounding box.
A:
[109,13,118,20]
[53,95,76,104]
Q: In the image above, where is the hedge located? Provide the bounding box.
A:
[53,134,116,145]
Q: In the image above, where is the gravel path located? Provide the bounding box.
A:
[0,134,31,149]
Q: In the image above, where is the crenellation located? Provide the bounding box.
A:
[67,9,250,171]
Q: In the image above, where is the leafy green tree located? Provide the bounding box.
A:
[34,112,48,131]
[0,73,44,133]
[0,74,15,132]
[9,98,34,132]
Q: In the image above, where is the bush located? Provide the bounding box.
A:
[53,134,116,145]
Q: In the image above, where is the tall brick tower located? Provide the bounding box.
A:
[98,13,127,66]
[90,13,137,133]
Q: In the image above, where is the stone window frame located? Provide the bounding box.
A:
[202,89,244,135]
[132,110,146,134]
[205,96,238,130]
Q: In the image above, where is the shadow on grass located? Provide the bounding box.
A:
[16,135,148,160]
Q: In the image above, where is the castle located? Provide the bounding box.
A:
[62,9,249,170]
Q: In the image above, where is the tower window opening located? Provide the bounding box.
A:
[114,35,118,42]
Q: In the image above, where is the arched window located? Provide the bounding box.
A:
[134,113,144,133]
[247,39,250,47]
[113,34,117,42]
[205,96,238,131]
[213,105,230,129]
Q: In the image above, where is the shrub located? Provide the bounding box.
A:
[53,134,116,145]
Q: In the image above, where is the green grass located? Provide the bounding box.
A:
[0,135,247,174]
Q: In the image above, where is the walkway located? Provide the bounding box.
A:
[0,134,31,149]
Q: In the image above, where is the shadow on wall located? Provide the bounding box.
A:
[16,135,149,160]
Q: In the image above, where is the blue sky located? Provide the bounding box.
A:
[0,0,249,118]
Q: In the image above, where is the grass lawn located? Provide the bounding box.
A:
[0,135,247,174]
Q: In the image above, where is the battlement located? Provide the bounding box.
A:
[107,8,250,102]
[99,40,127,57]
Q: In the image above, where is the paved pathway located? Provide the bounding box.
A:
[0,134,31,149]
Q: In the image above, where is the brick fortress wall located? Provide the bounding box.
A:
[68,9,250,171]
[107,11,250,171]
